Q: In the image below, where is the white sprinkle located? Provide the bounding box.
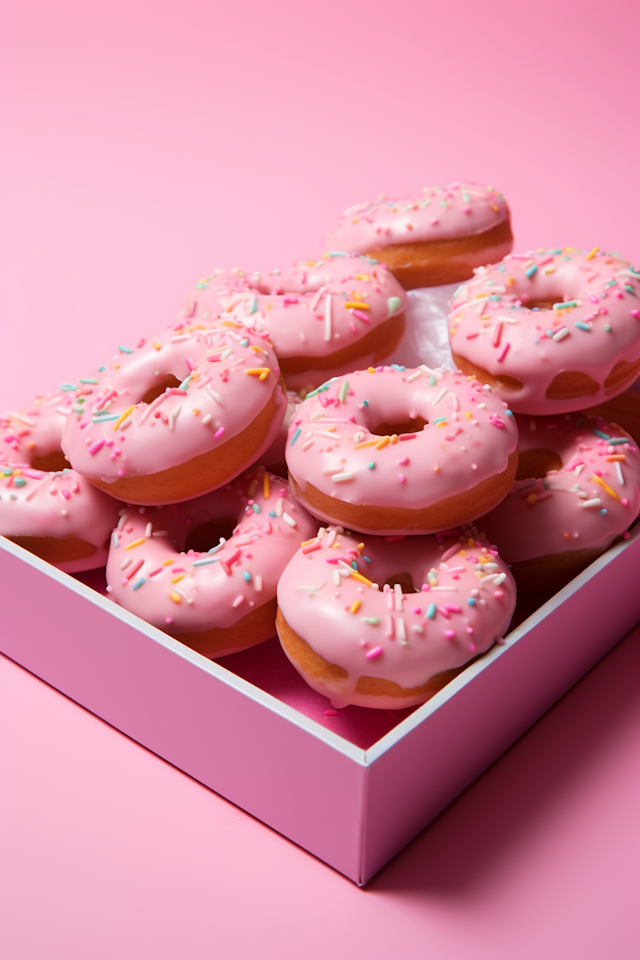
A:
[324,293,332,341]
[145,522,153,537]
[553,328,570,341]
[302,439,314,451]
[310,285,328,311]
[169,405,182,430]
[170,334,192,342]
[615,461,624,485]
[396,617,407,643]
[205,387,224,406]
[202,414,212,425]
[54,406,70,416]
[333,569,341,586]
[581,498,602,508]
[406,370,422,383]
[117,512,128,529]
[315,430,342,440]
[332,471,355,482]
[432,387,449,407]
[448,391,460,411]
[299,331,306,342]
[477,402,487,410]
[276,498,284,516]
[9,411,36,426]
[323,464,345,474]
[493,572,507,585]
[574,464,585,476]
[352,432,365,443]
[152,530,168,536]
[420,364,441,379]
[282,512,296,527]
[411,624,424,635]
[120,557,132,571]
[220,347,233,362]
[24,478,49,502]
[498,315,519,324]
[394,583,404,611]
[428,586,457,592]
[479,573,501,582]
[325,528,337,548]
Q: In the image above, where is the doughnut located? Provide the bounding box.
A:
[480,411,640,591]
[106,467,317,658]
[285,365,519,535]
[0,459,121,572]
[448,248,640,415]
[257,389,300,478]
[61,321,286,505]
[321,182,513,290]
[182,254,407,392]
[276,525,517,710]
[2,392,73,471]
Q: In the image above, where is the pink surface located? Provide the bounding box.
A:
[2,0,640,955]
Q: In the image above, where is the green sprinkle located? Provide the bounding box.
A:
[609,437,628,446]
[593,429,610,440]
[339,380,349,403]
[268,510,276,518]
[251,503,261,513]
[240,338,249,347]
[79,378,99,385]
[387,296,403,317]
[525,264,538,278]
[429,376,437,386]
[98,365,106,372]
[118,345,134,354]
[625,285,637,296]
[368,462,375,469]
[434,417,447,425]
[363,399,368,407]
[132,577,146,590]
[178,375,192,390]
[554,300,578,310]
[362,617,380,625]
[14,478,26,487]
[604,324,612,332]
[60,384,77,391]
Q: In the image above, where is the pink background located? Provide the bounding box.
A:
[1,1,640,956]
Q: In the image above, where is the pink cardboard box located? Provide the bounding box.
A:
[2,519,640,885]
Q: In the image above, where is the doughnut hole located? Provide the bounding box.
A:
[140,374,183,405]
[515,448,563,481]
[520,297,558,311]
[546,370,600,400]
[370,416,427,437]
[384,572,420,593]
[451,352,523,394]
[30,449,71,472]
[184,517,237,554]
[604,357,640,394]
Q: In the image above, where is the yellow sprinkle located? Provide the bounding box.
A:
[353,274,371,281]
[526,494,537,504]
[125,537,145,550]
[544,267,556,275]
[490,204,499,212]
[459,550,467,556]
[367,367,376,374]
[113,405,136,431]
[327,425,336,433]
[354,439,379,450]
[162,559,173,566]
[245,368,271,379]
[152,342,162,350]
[344,301,370,310]
[389,434,398,444]
[169,592,182,604]
[376,436,390,450]
[192,408,199,415]
[300,537,317,547]
[349,600,361,614]
[350,570,374,588]
[434,466,440,472]
[437,421,447,428]
[478,314,491,322]
[263,473,270,499]
[585,246,599,260]
[357,543,365,553]
[465,411,472,419]
[250,344,266,354]
[591,474,620,501]
[220,320,242,327]
[171,574,186,584]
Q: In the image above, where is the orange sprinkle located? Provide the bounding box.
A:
[125,538,145,550]
[350,571,374,588]
[162,559,173,566]
[591,474,620,501]
[585,247,599,260]
[245,368,271,381]
[152,342,162,350]
[169,592,182,604]
[606,455,626,462]
[376,436,390,450]
[113,405,136,431]
[349,600,361,614]
[263,473,270,499]
[171,574,186,584]
[345,301,370,310]
[367,367,376,374]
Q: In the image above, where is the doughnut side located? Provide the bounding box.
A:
[507,546,616,593]
[366,219,514,289]
[6,534,108,572]
[170,597,278,659]
[276,608,474,710]
[289,449,518,536]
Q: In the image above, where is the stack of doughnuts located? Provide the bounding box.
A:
[5,181,640,714]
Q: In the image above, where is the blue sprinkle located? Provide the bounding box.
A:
[250,297,258,315]
[605,279,617,288]
[505,410,514,416]
[525,264,538,278]
[593,429,610,440]
[363,556,371,562]
[467,598,476,605]
[351,560,358,569]
[574,321,591,332]
[92,414,120,423]
[79,378,99,384]
[625,285,637,296]
[252,503,261,513]
[60,383,77,391]
[600,509,608,515]
[132,577,146,590]
[242,571,251,582]
[240,338,249,347]
[62,468,71,474]
[427,603,437,619]
[390,363,406,372]
[609,437,628,446]
[546,330,555,338]
[368,462,375,469]
[118,345,134,354]
[363,399,369,407]
[326,251,347,257]
[290,428,302,445]
[111,532,118,547]
[434,417,447,425]
[14,478,26,487]
[269,510,276,518]
[98,365,106,372]
[489,295,502,300]
[178,375,191,390]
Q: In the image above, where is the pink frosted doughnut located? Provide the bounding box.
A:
[285,365,519,535]
[1,392,73,472]
[0,460,120,572]
[480,411,640,591]
[276,525,516,710]
[182,254,407,391]
[448,248,640,415]
[321,182,513,289]
[106,467,318,658]
[61,322,286,505]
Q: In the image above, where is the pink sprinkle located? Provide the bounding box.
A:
[623,530,631,539]
[492,322,503,348]
[622,498,629,507]
[88,439,106,456]
[324,709,339,717]
[632,310,640,318]
[398,456,409,466]
[398,433,416,441]
[214,427,225,439]
[398,474,405,484]
[149,567,163,577]
[466,332,479,339]
[124,558,144,582]
[61,488,71,500]
[494,589,505,599]
[496,342,510,362]
[445,604,461,613]
[365,646,383,660]
[445,629,455,639]
[352,310,370,323]
[302,542,321,554]
[421,583,430,591]
[412,606,421,615]
[166,617,173,624]
[471,463,478,470]
[186,358,195,371]
[136,337,145,348]
[232,595,245,608]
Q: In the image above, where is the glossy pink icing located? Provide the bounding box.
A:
[182,254,407,390]
[1,392,73,464]
[285,365,518,535]
[276,525,516,709]
[448,249,640,414]
[480,412,640,564]
[0,461,121,572]
[106,468,318,656]
[61,322,286,503]
[321,182,510,255]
